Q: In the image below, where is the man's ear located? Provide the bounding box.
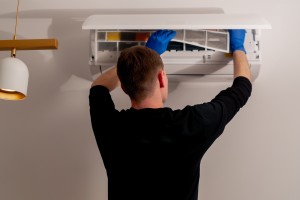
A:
[158,70,165,88]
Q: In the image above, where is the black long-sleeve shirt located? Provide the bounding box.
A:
[89,76,252,200]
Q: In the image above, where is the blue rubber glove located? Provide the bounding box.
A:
[146,30,176,55]
[229,29,246,53]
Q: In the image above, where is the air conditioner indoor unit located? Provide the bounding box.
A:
[82,14,272,82]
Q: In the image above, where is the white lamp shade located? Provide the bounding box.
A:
[0,57,29,100]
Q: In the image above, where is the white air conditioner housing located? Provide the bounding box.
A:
[82,13,271,82]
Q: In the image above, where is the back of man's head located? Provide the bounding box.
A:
[117,46,164,102]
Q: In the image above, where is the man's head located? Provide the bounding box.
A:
[117,46,167,104]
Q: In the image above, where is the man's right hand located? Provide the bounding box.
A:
[146,30,176,55]
[229,29,251,81]
[229,29,246,53]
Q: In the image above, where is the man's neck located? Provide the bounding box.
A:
[131,97,163,110]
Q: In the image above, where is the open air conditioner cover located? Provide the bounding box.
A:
[82,13,271,82]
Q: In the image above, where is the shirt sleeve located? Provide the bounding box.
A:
[190,76,252,151]
[89,85,116,133]
[212,76,252,124]
[89,85,115,113]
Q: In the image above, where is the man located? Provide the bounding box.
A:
[89,29,251,200]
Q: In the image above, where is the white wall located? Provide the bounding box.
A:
[0,0,299,200]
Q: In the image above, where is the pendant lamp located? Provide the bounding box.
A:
[0,0,58,100]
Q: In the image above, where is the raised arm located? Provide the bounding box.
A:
[91,66,120,92]
[229,29,251,81]
[208,30,252,125]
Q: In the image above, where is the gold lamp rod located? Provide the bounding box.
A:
[0,0,58,55]
[14,0,20,41]
[11,0,20,57]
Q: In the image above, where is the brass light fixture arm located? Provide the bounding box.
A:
[0,0,58,55]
